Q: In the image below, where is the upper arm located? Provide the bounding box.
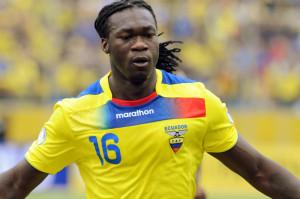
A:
[203,88,238,153]
[209,135,300,198]
[0,159,48,199]
[26,104,77,174]
[209,135,264,181]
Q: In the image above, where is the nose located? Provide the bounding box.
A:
[131,36,148,51]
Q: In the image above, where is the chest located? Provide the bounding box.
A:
[72,97,207,167]
[74,118,207,169]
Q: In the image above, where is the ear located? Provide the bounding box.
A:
[101,38,110,54]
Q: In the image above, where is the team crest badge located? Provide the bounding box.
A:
[165,124,188,153]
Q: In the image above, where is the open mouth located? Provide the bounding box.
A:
[131,57,149,67]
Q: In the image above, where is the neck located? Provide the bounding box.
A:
[108,69,157,100]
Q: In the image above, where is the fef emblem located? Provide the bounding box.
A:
[165,124,188,153]
[169,137,184,153]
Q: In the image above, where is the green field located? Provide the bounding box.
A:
[27,191,83,199]
[27,191,269,199]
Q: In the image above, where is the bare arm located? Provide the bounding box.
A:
[210,135,300,199]
[194,166,206,199]
[194,186,206,199]
[0,159,48,199]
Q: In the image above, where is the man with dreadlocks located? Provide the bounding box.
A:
[1,0,300,199]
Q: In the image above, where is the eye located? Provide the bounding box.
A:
[119,34,132,41]
[144,33,155,39]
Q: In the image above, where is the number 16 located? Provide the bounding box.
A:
[89,133,122,165]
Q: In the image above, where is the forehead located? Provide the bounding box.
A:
[107,7,157,34]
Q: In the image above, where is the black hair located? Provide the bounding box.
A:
[95,0,182,73]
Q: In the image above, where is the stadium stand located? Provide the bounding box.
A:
[0,0,299,197]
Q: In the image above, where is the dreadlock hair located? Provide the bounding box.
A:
[94,0,182,73]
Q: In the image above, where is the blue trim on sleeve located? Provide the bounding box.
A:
[78,80,103,97]
[161,70,196,85]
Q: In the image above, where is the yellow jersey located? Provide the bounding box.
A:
[26,69,238,199]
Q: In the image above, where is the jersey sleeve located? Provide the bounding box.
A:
[25,102,78,174]
[203,88,238,153]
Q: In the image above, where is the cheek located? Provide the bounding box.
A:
[152,42,159,62]
[111,44,130,62]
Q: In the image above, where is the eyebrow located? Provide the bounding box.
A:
[116,25,156,34]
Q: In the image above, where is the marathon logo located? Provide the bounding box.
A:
[116,109,155,119]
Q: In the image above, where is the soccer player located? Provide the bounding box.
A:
[0,0,299,198]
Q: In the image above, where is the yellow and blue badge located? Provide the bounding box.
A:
[165,124,188,153]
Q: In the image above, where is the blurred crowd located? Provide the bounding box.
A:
[0,0,300,107]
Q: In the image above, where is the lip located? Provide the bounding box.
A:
[131,56,150,68]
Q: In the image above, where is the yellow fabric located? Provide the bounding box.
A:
[26,69,238,199]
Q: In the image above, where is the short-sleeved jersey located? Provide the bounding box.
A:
[25,69,238,199]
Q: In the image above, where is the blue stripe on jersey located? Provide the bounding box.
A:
[78,80,103,97]
[161,70,195,85]
[99,96,204,129]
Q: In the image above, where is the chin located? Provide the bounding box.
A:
[129,73,148,85]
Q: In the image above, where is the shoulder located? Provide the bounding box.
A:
[160,70,196,85]
[55,79,109,114]
[158,70,207,98]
